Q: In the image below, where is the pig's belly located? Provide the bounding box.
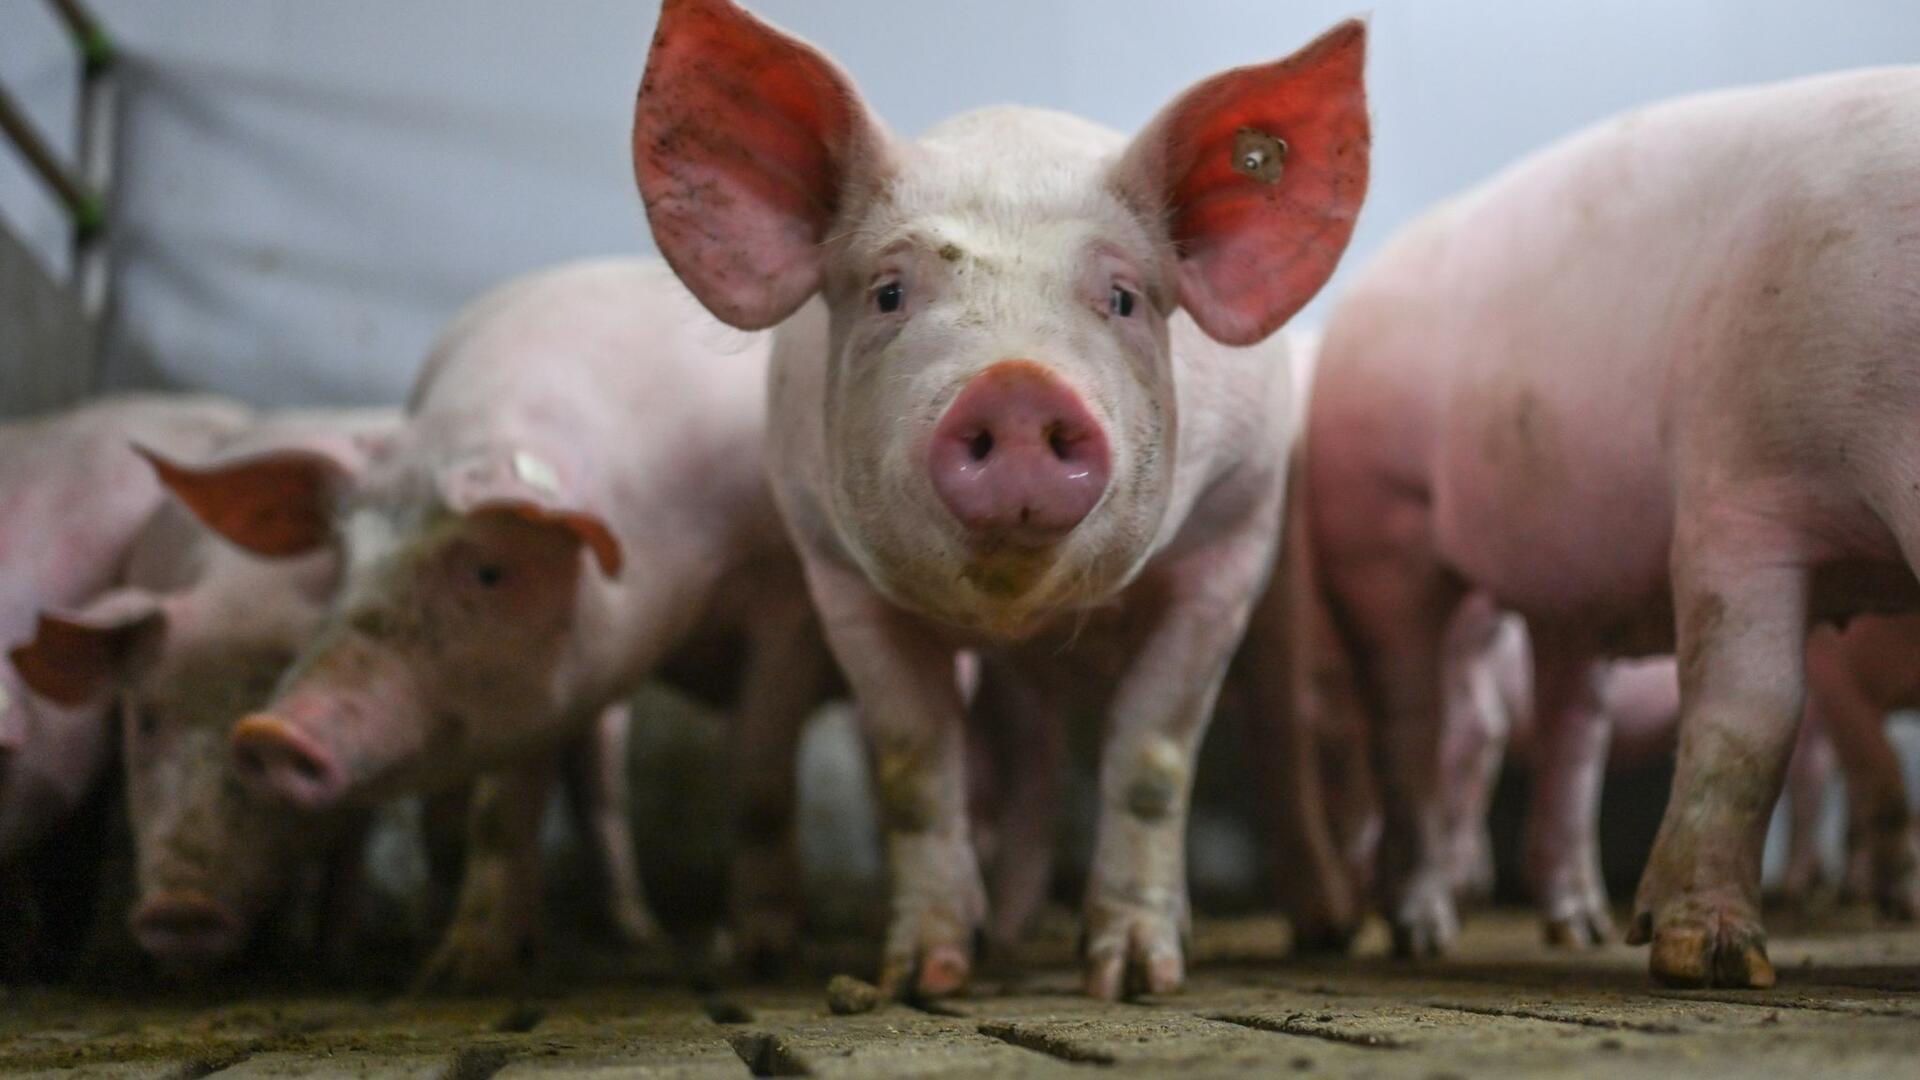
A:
[1429,392,1675,642]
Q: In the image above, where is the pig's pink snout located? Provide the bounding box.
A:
[131,891,241,964]
[929,361,1111,546]
[231,713,346,811]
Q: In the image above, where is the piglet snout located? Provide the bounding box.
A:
[131,890,241,964]
[231,713,346,811]
[929,360,1111,546]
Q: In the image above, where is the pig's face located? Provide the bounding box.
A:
[246,494,587,803]
[815,119,1177,631]
[148,445,621,811]
[10,583,335,974]
[634,0,1369,636]
[121,642,319,972]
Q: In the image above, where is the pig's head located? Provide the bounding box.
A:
[9,560,339,975]
[634,0,1367,634]
[148,437,623,811]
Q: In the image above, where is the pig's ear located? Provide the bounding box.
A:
[1114,19,1370,346]
[140,446,349,558]
[9,590,169,706]
[633,0,889,330]
[437,451,624,578]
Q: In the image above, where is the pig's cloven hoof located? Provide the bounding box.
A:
[1290,921,1361,956]
[1776,856,1831,913]
[1866,825,1920,922]
[880,941,973,1001]
[1539,882,1615,949]
[1388,877,1459,959]
[732,906,803,979]
[609,899,667,951]
[1081,903,1186,1000]
[1629,902,1775,989]
[1543,911,1613,949]
[413,923,530,995]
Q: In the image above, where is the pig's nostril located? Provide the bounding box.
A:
[967,430,995,462]
[1046,425,1071,461]
[291,754,323,782]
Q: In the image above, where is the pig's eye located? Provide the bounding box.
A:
[875,281,904,314]
[474,564,506,588]
[135,710,159,737]
[1109,285,1136,318]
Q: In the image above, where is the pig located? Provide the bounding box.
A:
[0,395,249,880]
[10,409,400,973]
[1306,67,1920,986]
[1799,616,1920,915]
[633,0,1369,998]
[1425,606,1914,939]
[154,259,834,988]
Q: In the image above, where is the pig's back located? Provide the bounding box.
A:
[410,258,778,552]
[1321,67,1920,630]
[0,394,250,643]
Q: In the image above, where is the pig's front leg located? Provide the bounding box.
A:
[1523,635,1614,947]
[416,759,554,993]
[566,703,664,948]
[1630,513,1806,988]
[807,558,984,999]
[728,592,834,971]
[1083,530,1275,999]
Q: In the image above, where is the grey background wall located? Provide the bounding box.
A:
[3,0,1917,407]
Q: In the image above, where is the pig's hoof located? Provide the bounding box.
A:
[1876,872,1920,922]
[1543,911,1612,949]
[1541,889,1615,948]
[733,907,803,978]
[1388,883,1459,959]
[879,940,974,1001]
[1775,860,1829,912]
[1288,915,1361,956]
[413,927,527,994]
[1630,903,1774,989]
[610,902,667,951]
[1081,905,1186,1000]
[1867,826,1920,921]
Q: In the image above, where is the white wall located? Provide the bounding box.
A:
[2,0,1917,406]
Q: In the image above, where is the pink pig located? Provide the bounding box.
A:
[633,0,1368,998]
[11,408,399,973]
[0,395,249,880]
[157,259,833,989]
[1307,68,1920,986]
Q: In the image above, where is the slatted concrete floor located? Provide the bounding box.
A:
[5,909,1919,1078]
